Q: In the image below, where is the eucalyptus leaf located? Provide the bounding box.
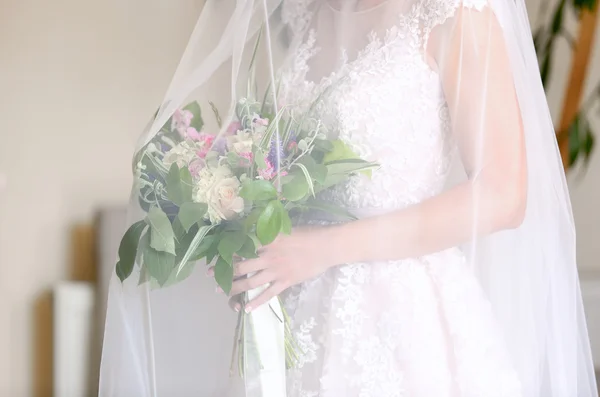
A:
[116,220,147,282]
[257,200,283,245]
[147,206,176,255]
[214,256,234,294]
[178,202,208,232]
[217,231,247,265]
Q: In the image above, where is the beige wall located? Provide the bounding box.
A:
[0,0,201,395]
[0,0,598,395]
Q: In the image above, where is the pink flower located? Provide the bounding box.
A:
[227,121,242,135]
[253,117,269,127]
[239,152,253,161]
[186,127,202,141]
[239,152,253,167]
[199,132,215,147]
[287,141,297,152]
[188,159,205,176]
[258,159,276,180]
[171,109,193,137]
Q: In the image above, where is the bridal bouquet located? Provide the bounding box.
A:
[115,93,377,395]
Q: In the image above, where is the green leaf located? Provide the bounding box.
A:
[206,236,220,264]
[175,225,214,276]
[569,115,582,166]
[313,138,334,152]
[237,236,258,259]
[297,155,327,184]
[551,0,566,34]
[582,126,595,169]
[146,207,176,255]
[323,139,360,163]
[254,149,268,170]
[142,233,176,287]
[162,259,196,288]
[281,209,292,234]
[214,256,234,294]
[178,202,208,232]
[243,207,264,232]
[227,152,242,168]
[540,50,552,87]
[167,163,193,206]
[239,179,278,201]
[292,163,315,197]
[190,235,216,261]
[257,200,284,245]
[217,231,247,265]
[325,159,378,177]
[311,164,328,184]
[137,263,149,286]
[302,200,358,221]
[183,101,204,131]
[115,220,147,282]
[282,174,309,201]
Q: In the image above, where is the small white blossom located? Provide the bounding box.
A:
[162,141,200,168]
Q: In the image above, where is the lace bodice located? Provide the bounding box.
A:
[279,0,486,213]
[277,2,522,397]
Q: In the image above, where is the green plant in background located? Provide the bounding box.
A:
[533,0,599,168]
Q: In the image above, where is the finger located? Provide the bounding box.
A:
[229,271,275,296]
[245,282,285,312]
[234,257,269,277]
[206,266,214,277]
[228,296,242,312]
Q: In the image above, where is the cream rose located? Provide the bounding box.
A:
[206,176,245,223]
[194,165,244,223]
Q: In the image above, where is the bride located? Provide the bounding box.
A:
[99,0,598,396]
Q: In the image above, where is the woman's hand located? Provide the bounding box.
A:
[208,227,337,312]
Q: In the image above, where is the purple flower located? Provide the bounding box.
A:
[268,135,285,169]
[212,137,228,154]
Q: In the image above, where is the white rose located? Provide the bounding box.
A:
[193,165,244,223]
[206,176,245,223]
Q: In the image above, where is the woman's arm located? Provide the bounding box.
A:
[331,6,527,264]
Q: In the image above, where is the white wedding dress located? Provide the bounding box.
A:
[277,1,523,396]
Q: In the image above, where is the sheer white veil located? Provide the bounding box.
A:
[98,0,597,396]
